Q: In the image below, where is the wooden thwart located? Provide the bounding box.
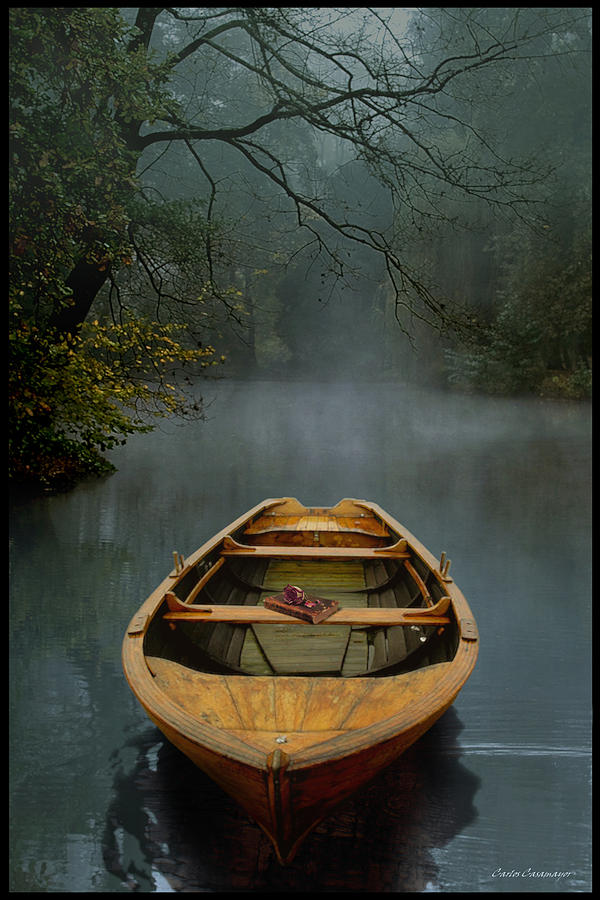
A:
[220,535,410,559]
[163,603,451,627]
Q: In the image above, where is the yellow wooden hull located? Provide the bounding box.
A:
[122,498,478,863]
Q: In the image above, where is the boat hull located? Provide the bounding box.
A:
[129,668,466,863]
[122,498,478,864]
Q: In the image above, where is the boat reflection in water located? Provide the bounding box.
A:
[104,709,479,892]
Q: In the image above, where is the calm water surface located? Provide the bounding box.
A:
[9,379,592,892]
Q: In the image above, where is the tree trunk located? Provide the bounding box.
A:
[49,258,111,336]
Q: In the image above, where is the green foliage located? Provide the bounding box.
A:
[10,8,144,289]
[405,7,592,397]
[445,234,592,398]
[9,297,217,488]
[9,8,223,487]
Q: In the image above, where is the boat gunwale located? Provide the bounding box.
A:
[122,498,478,771]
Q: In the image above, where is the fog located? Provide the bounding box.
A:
[123,7,591,394]
[10,376,591,890]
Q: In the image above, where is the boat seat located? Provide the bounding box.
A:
[219,535,410,559]
[163,595,451,626]
[243,513,392,540]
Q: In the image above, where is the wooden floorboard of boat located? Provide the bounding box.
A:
[252,623,351,674]
[239,627,274,675]
[240,559,368,676]
[364,561,410,667]
[260,559,367,595]
[341,628,369,677]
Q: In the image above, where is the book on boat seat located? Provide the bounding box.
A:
[264,584,339,624]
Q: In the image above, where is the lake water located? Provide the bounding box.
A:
[9,378,592,892]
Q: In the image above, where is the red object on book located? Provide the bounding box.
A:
[264,585,339,624]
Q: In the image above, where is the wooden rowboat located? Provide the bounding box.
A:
[122,498,478,864]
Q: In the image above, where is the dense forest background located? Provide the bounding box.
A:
[9,7,591,489]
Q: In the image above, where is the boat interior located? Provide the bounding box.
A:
[144,500,460,679]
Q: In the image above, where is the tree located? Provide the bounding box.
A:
[9,7,591,485]
[407,8,592,396]
[10,8,220,486]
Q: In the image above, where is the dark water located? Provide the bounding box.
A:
[9,379,592,892]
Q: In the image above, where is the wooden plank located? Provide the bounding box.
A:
[260,559,367,599]
[145,659,245,729]
[339,666,445,730]
[163,606,451,626]
[260,559,369,683]
[301,679,368,730]
[244,511,389,536]
[273,678,315,731]
[360,518,390,536]
[225,625,248,668]
[239,512,395,537]
[185,557,225,604]
[340,629,369,676]
[363,563,385,669]
[370,629,387,668]
[224,677,277,731]
[221,539,410,560]
[385,621,408,663]
[403,558,432,606]
[252,623,350,674]
[239,628,273,675]
[256,559,362,677]
[404,594,450,617]
[378,579,408,665]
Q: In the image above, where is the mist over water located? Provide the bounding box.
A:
[9,378,591,892]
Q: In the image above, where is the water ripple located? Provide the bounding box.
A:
[442,742,591,758]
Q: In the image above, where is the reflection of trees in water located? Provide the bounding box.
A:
[104,708,479,892]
